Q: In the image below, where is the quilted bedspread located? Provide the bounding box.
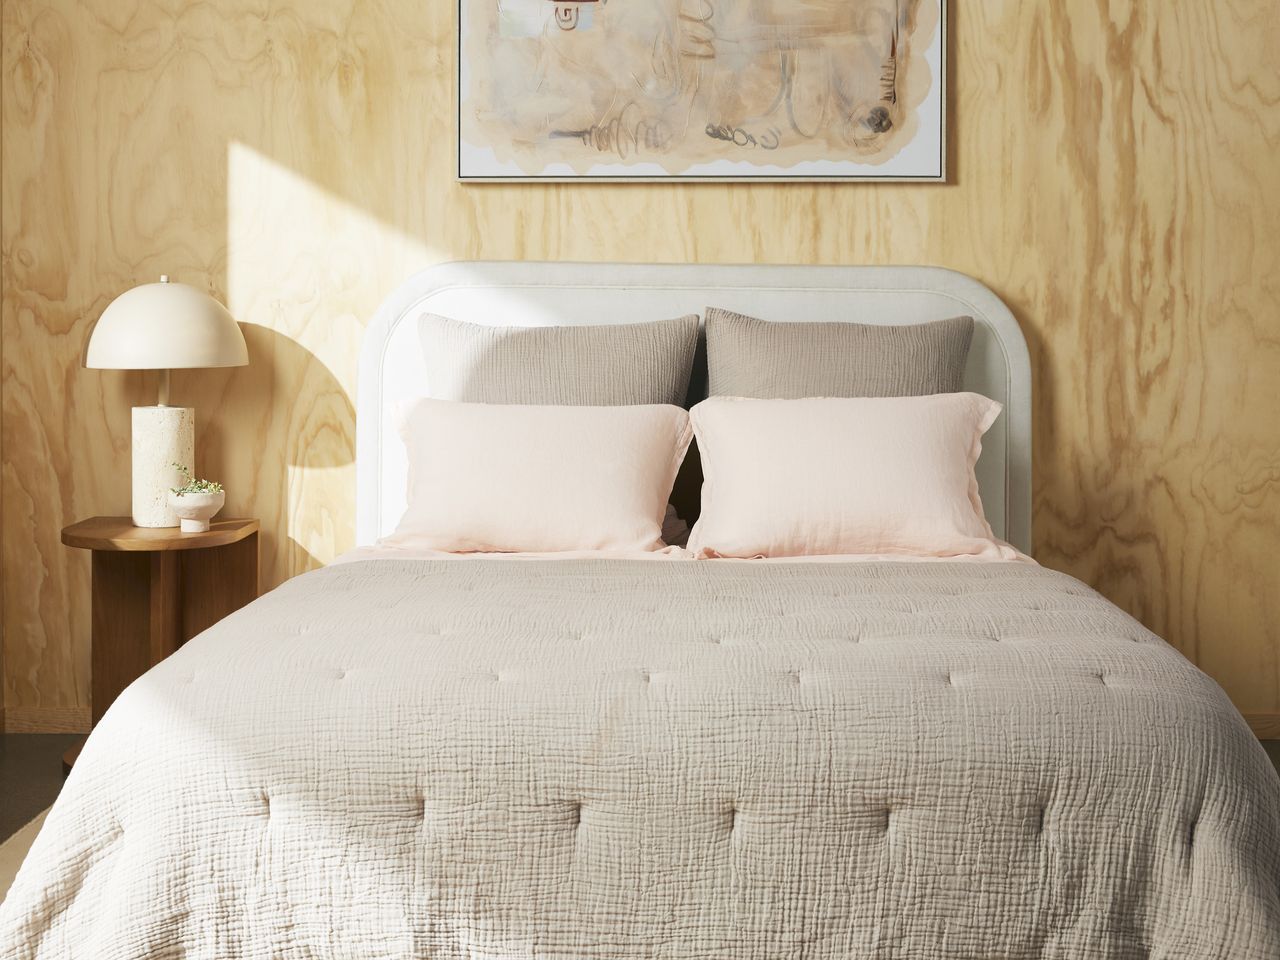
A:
[2,558,1278,959]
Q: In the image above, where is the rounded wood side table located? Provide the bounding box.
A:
[60,517,260,772]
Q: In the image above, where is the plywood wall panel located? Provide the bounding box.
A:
[2,0,1278,731]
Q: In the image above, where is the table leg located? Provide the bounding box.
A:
[180,532,259,640]
[79,535,258,773]
[90,551,180,726]
[62,740,84,776]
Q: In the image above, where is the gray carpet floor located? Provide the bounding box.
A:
[0,735,81,841]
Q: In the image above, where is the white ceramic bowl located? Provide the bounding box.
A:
[167,490,225,533]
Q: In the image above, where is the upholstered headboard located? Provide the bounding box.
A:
[357,262,1033,554]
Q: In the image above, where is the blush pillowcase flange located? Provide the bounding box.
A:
[385,400,694,555]
[686,393,1019,560]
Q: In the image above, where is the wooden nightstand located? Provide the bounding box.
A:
[61,517,260,770]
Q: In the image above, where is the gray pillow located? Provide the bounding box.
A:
[419,313,700,406]
[705,307,974,399]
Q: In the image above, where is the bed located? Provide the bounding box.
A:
[2,264,1277,959]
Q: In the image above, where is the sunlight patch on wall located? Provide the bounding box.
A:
[226,140,443,388]
[285,464,349,568]
[225,141,441,568]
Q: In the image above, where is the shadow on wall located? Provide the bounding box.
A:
[174,323,355,588]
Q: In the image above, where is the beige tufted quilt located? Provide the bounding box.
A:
[2,558,1278,959]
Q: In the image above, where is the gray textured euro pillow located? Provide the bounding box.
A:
[705,307,975,399]
[419,313,700,406]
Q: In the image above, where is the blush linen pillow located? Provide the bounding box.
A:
[686,394,1019,560]
[384,400,693,554]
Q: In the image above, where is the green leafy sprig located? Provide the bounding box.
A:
[171,463,224,497]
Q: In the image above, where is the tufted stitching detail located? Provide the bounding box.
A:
[38,558,1272,953]
[1186,784,1206,860]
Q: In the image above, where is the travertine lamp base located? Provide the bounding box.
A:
[132,406,194,527]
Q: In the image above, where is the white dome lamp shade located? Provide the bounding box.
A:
[85,276,248,528]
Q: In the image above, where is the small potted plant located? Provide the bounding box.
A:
[167,464,226,533]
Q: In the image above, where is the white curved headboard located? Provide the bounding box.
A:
[358,262,1033,554]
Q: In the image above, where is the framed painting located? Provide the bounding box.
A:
[458,0,947,182]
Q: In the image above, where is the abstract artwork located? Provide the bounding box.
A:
[458,0,946,181]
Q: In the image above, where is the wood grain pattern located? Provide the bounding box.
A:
[2,2,1278,732]
[62,517,258,552]
[1245,715,1280,741]
[180,533,259,640]
[1,706,91,733]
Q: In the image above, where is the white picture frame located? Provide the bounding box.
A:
[458,0,948,183]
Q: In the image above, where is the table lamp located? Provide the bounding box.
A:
[85,276,248,528]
